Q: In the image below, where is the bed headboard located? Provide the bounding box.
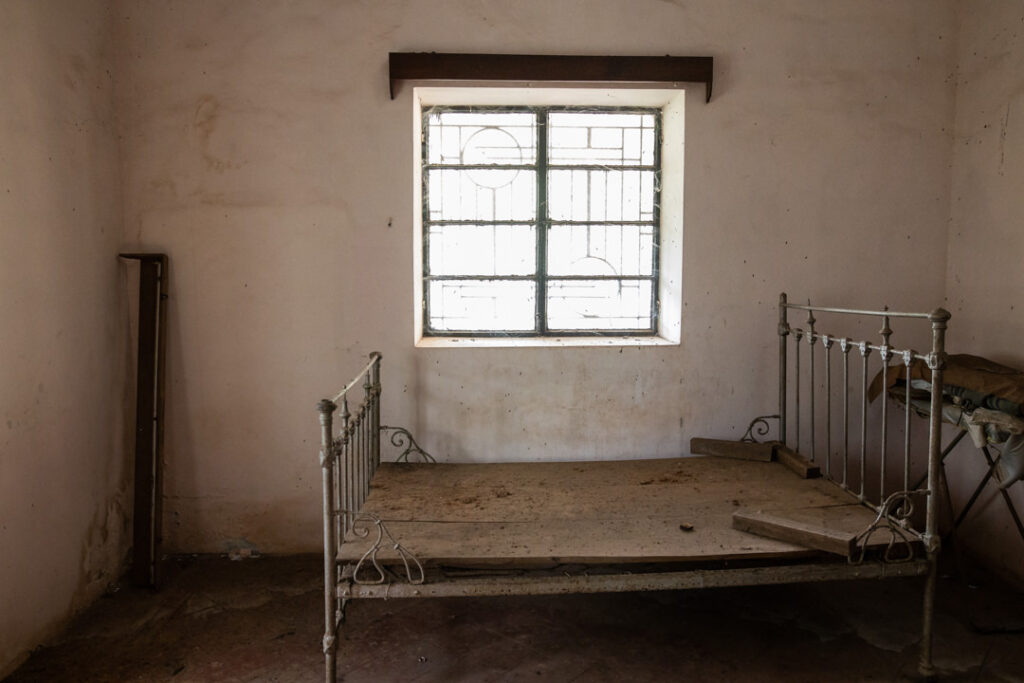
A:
[773,293,950,555]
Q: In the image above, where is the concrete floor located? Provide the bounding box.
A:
[6,556,1024,682]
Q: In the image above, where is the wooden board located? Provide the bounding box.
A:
[775,445,821,479]
[341,517,820,567]
[690,438,774,462]
[732,505,920,557]
[337,457,854,567]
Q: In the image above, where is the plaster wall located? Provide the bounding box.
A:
[113,0,958,554]
[0,0,130,676]
[944,1,1024,587]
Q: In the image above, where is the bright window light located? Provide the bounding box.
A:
[421,106,662,337]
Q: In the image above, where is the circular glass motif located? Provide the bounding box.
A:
[461,126,522,189]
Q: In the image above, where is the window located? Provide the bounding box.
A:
[424,105,661,336]
[413,88,685,347]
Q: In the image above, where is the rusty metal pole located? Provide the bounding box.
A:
[317,399,338,683]
[919,307,950,680]
[120,253,168,588]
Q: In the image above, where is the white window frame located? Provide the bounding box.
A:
[413,86,685,348]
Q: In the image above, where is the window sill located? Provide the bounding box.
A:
[415,335,678,349]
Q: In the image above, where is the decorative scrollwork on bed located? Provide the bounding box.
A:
[850,490,922,565]
[380,425,436,463]
[349,512,426,586]
[740,415,780,443]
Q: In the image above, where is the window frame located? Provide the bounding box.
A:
[421,104,663,338]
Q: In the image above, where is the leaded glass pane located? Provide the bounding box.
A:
[428,280,536,332]
[427,111,537,166]
[547,169,656,222]
[427,168,536,222]
[428,224,536,277]
[546,224,654,277]
[548,111,657,166]
[547,279,653,331]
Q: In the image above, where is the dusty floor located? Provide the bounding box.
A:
[6,556,1024,682]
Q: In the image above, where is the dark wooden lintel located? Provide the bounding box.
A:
[389,53,714,103]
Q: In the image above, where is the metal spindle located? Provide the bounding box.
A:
[879,313,892,501]
[360,408,366,508]
[341,398,351,533]
[333,441,342,543]
[779,294,789,445]
[360,403,367,503]
[807,308,817,462]
[371,355,381,475]
[360,408,367,504]
[353,411,361,512]
[841,338,851,488]
[794,328,803,453]
[859,341,872,500]
[903,349,914,493]
[350,413,357,515]
[823,335,833,478]
[349,426,356,526]
[364,371,373,499]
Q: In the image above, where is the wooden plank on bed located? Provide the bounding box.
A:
[774,445,821,479]
[690,438,774,462]
[731,504,912,557]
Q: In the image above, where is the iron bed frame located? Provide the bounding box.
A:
[315,293,951,682]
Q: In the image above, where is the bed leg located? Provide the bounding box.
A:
[319,399,340,683]
[918,553,938,681]
[325,646,337,683]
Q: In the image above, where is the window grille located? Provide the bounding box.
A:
[422,106,661,336]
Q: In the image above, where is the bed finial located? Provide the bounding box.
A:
[317,399,337,415]
[880,306,893,349]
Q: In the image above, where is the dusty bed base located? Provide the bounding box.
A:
[330,557,932,680]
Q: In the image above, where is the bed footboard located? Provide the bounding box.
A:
[316,353,382,683]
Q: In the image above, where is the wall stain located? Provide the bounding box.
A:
[999,100,1010,175]
[191,94,240,173]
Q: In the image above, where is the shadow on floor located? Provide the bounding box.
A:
[6,555,1024,682]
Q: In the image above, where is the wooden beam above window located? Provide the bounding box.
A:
[389,53,714,103]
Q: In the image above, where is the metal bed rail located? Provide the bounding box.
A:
[775,292,949,678]
[316,352,382,683]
